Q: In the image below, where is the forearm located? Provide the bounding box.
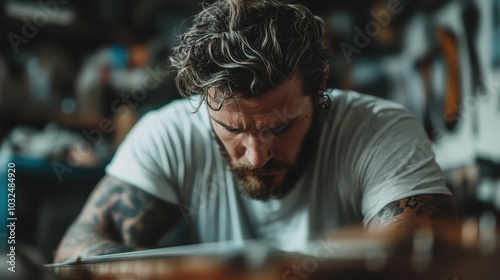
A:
[54,176,178,263]
[54,222,133,263]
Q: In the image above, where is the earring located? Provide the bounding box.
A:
[319,91,331,110]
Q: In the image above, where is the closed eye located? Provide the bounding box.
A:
[269,122,290,134]
[211,117,242,134]
[223,126,242,134]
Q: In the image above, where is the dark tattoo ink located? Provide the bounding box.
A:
[405,196,419,209]
[368,194,457,233]
[377,201,404,220]
[55,175,178,262]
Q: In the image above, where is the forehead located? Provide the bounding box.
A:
[208,75,309,119]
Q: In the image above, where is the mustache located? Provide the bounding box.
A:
[230,159,293,173]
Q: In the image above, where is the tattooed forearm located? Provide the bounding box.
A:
[55,222,133,262]
[54,175,177,262]
[367,194,457,233]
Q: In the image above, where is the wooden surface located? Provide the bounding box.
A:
[46,222,500,280]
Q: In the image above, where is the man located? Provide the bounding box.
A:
[54,0,456,262]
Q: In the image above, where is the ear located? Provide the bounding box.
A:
[320,65,330,92]
[317,65,332,109]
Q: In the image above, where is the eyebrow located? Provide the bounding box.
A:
[210,117,237,130]
[210,115,302,131]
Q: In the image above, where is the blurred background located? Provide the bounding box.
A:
[0,0,499,264]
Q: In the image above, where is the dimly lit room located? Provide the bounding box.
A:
[0,0,499,279]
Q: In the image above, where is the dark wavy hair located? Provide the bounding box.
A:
[169,0,332,110]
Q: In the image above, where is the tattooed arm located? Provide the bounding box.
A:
[54,175,178,262]
[367,194,458,234]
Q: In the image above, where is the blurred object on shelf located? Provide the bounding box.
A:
[476,159,500,211]
[0,43,78,118]
[476,178,500,211]
[111,105,137,150]
[75,39,178,121]
[60,97,77,115]
[5,0,75,26]
[368,1,403,52]
[0,123,111,167]
[446,159,500,215]
[446,164,481,216]
[29,44,76,103]
[26,56,49,104]
[129,43,150,68]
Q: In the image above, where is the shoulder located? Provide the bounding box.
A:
[320,89,419,144]
[111,98,214,169]
[152,98,211,128]
[314,89,429,184]
[326,89,410,121]
[105,99,217,204]
[130,98,212,142]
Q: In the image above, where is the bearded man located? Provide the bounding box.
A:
[55,0,456,262]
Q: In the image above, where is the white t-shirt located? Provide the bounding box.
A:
[106,89,451,246]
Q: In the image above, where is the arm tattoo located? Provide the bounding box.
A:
[55,175,177,262]
[368,194,457,233]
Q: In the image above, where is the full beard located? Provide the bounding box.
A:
[212,113,319,201]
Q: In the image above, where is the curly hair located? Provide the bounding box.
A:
[169,0,332,110]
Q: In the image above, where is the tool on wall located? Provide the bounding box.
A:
[420,25,462,141]
[462,1,481,134]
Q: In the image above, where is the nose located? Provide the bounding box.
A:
[242,134,273,168]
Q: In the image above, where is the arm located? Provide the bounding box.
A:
[54,175,178,263]
[367,194,458,234]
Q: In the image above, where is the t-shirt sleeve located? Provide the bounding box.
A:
[105,111,180,204]
[356,113,452,227]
